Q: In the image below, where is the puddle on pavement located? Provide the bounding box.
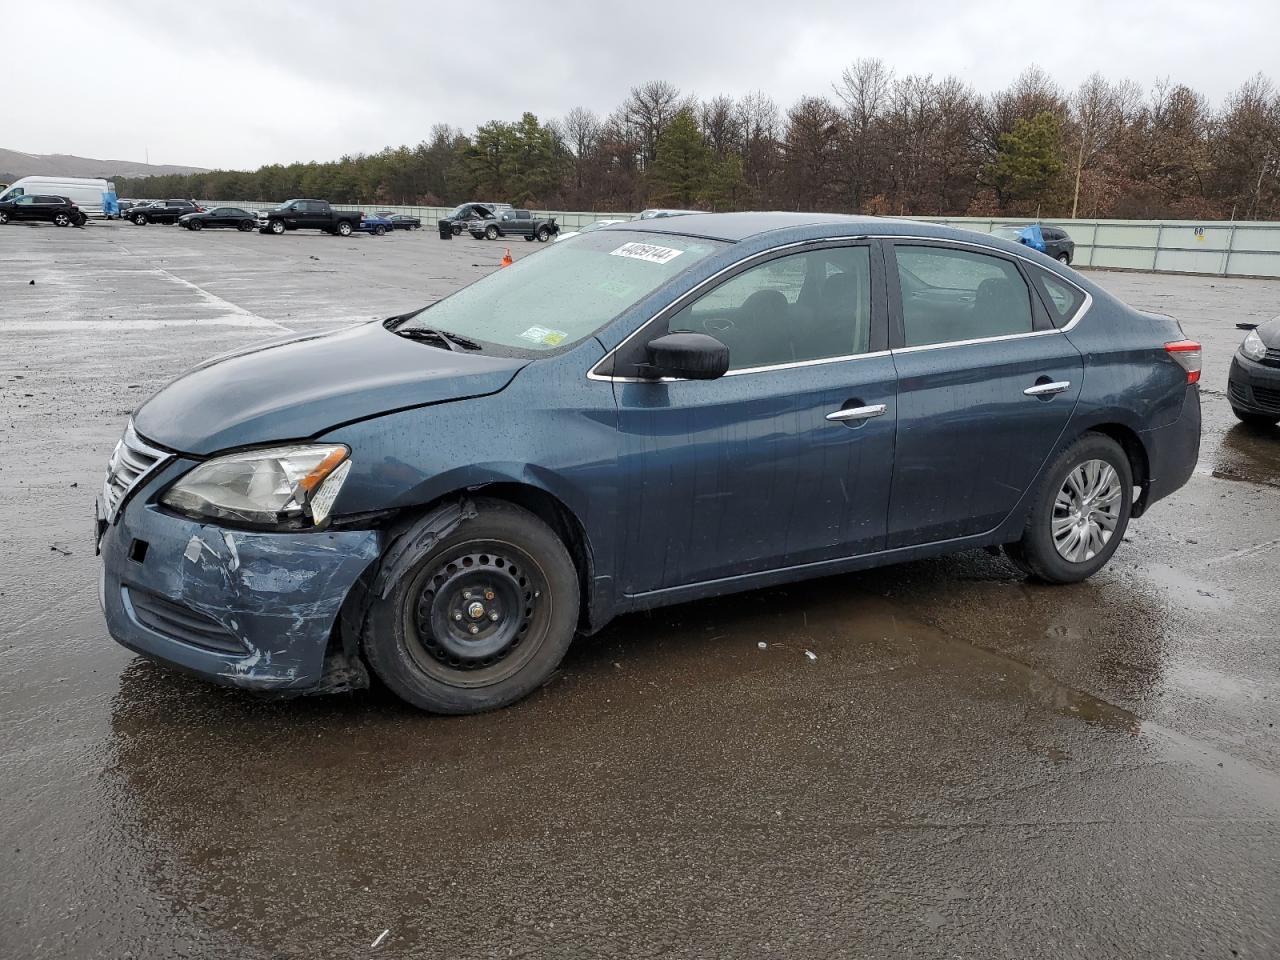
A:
[1212,423,1280,488]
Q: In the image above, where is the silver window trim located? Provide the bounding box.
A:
[586,233,1093,382]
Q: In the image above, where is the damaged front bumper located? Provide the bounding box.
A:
[100,459,382,694]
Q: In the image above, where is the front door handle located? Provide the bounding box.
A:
[1023,380,1071,397]
[826,403,887,422]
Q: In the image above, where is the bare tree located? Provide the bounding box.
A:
[1067,73,1141,217]
[622,80,685,170]
[833,57,893,210]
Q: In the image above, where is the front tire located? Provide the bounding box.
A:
[1232,407,1280,427]
[188,219,203,231]
[1005,433,1132,583]
[363,499,580,714]
[337,221,353,237]
[269,219,285,235]
[537,227,551,242]
[133,214,147,225]
[451,224,462,236]
[485,225,499,240]
[0,211,8,224]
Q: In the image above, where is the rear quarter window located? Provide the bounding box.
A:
[1028,266,1087,326]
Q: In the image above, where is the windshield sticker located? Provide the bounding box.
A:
[518,325,568,346]
[609,241,685,265]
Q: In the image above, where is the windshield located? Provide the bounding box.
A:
[397,230,725,355]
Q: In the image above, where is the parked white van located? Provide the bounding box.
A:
[0,177,118,217]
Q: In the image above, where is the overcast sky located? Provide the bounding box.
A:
[8,0,1278,170]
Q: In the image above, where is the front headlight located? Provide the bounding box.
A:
[1240,329,1267,361]
[161,444,351,529]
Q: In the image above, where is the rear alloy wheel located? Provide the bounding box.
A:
[363,499,580,714]
[337,221,353,237]
[133,214,147,225]
[53,213,71,227]
[238,220,254,231]
[485,225,499,240]
[373,224,387,236]
[1005,433,1132,583]
[1057,252,1071,264]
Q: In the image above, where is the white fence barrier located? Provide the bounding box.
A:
[208,202,1280,278]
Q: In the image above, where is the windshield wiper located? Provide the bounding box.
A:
[394,327,482,351]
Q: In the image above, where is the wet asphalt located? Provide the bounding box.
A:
[1,220,1278,959]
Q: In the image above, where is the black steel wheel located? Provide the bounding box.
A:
[364,499,580,714]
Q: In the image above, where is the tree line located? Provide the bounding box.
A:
[115,62,1280,221]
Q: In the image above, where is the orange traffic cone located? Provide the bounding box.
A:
[501,248,513,268]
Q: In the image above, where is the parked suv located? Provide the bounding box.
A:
[97,213,1200,716]
[130,199,202,225]
[258,199,364,237]
[993,224,1076,264]
[0,194,86,227]
[439,202,508,236]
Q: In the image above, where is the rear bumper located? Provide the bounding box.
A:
[101,469,382,693]
[1228,354,1280,416]
[1138,384,1201,513]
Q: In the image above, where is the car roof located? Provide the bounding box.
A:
[614,211,930,242]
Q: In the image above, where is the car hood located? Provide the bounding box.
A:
[1254,314,1280,348]
[133,321,529,455]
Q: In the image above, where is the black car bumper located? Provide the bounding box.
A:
[1228,353,1280,417]
[1137,384,1201,514]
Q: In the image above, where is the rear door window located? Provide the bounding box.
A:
[893,245,1034,347]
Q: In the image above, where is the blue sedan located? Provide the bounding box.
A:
[97,213,1201,713]
[356,213,393,236]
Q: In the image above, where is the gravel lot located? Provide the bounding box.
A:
[1,219,1278,959]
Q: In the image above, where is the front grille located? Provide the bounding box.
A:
[1263,348,1280,368]
[1252,384,1280,412]
[126,587,248,655]
[103,422,169,520]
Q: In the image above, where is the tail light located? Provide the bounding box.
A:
[1165,340,1202,384]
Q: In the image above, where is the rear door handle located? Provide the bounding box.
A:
[826,403,887,422]
[1023,380,1071,397]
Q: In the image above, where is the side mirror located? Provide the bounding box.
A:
[644,333,730,380]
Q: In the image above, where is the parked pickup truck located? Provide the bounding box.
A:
[258,199,364,236]
[468,208,558,242]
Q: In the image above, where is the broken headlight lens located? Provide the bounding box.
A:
[161,444,351,529]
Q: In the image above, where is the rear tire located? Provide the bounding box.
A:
[1232,407,1280,427]
[238,220,254,231]
[1005,433,1132,584]
[373,224,387,236]
[523,233,534,242]
[1056,252,1071,264]
[53,213,70,227]
[363,499,580,714]
[0,211,8,224]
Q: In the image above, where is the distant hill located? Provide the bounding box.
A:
[0,148,208,182]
